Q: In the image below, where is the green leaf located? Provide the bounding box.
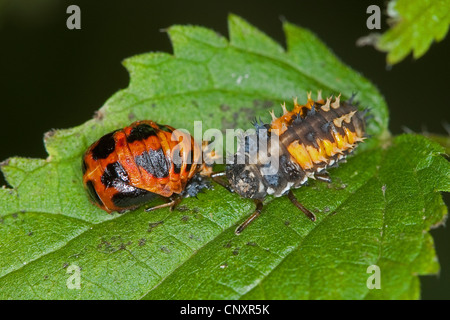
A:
[423,133,450,155]
[0,15,447,300]
[376,0,450,65]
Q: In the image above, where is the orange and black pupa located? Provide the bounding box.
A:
[82,120,210,213]
[212,91,368,234]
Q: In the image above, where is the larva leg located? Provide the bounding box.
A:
[287,190,316,221]
[315,171,332,183]
[235,199,264,235]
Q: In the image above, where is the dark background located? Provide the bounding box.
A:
[0,0,448,299]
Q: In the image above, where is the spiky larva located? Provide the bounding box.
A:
[224,91,369,234]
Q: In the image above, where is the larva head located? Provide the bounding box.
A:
[226,163,266,200]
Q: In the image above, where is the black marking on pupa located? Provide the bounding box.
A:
[91,130,118,160]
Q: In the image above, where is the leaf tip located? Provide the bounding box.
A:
[227,12,241,24]
[0,158,10,171]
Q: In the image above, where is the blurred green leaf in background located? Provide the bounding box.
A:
[359,0,450,65]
